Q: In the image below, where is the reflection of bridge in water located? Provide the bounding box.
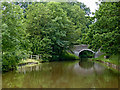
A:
[72,61,105,76]
[68,45,103,58]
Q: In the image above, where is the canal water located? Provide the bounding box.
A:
[2,60,119,88]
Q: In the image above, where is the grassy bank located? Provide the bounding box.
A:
[19,59,40,64]
[18,52,79,67]
[92,54,119,65]
[18,59,40,67]
[60,51,79,60]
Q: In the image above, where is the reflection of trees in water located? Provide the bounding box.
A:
[3,61,119,88]
[79,60,94,69]
[73,60,105,76]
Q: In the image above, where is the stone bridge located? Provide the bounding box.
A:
[68,45,103,58]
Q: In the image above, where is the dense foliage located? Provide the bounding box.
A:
[2,2,89,71]
[2,3,31,71]
[82,2,120,56]
[2,1,119,72]
[25,2,88,61]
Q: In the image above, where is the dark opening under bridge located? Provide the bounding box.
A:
[69,45,103,58]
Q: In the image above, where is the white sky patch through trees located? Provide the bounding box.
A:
[1,0,100,16]
[77,0,99,13]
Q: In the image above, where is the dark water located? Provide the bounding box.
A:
[2,60,119,88]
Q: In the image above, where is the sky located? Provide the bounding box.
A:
[77,0,99,13]
[2,0,100,15]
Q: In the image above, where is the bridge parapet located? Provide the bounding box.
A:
[71,45,88,52]
[70,45,103,58]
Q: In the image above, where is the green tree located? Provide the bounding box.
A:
[25,3,52,60]
[82,2,120,55]
[2,2,31,71]
[25,2,77,60]
[60,2,89,44]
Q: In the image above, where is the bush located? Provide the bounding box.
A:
[2,50,30,72]
[59,51,79,61]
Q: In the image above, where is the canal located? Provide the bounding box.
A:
[2,60,119,88]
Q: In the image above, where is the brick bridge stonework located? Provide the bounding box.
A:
[68,45,103,58]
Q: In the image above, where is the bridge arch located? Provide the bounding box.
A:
[79,49,95,54]
[79,49,95,58]
[70,45,102,58]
